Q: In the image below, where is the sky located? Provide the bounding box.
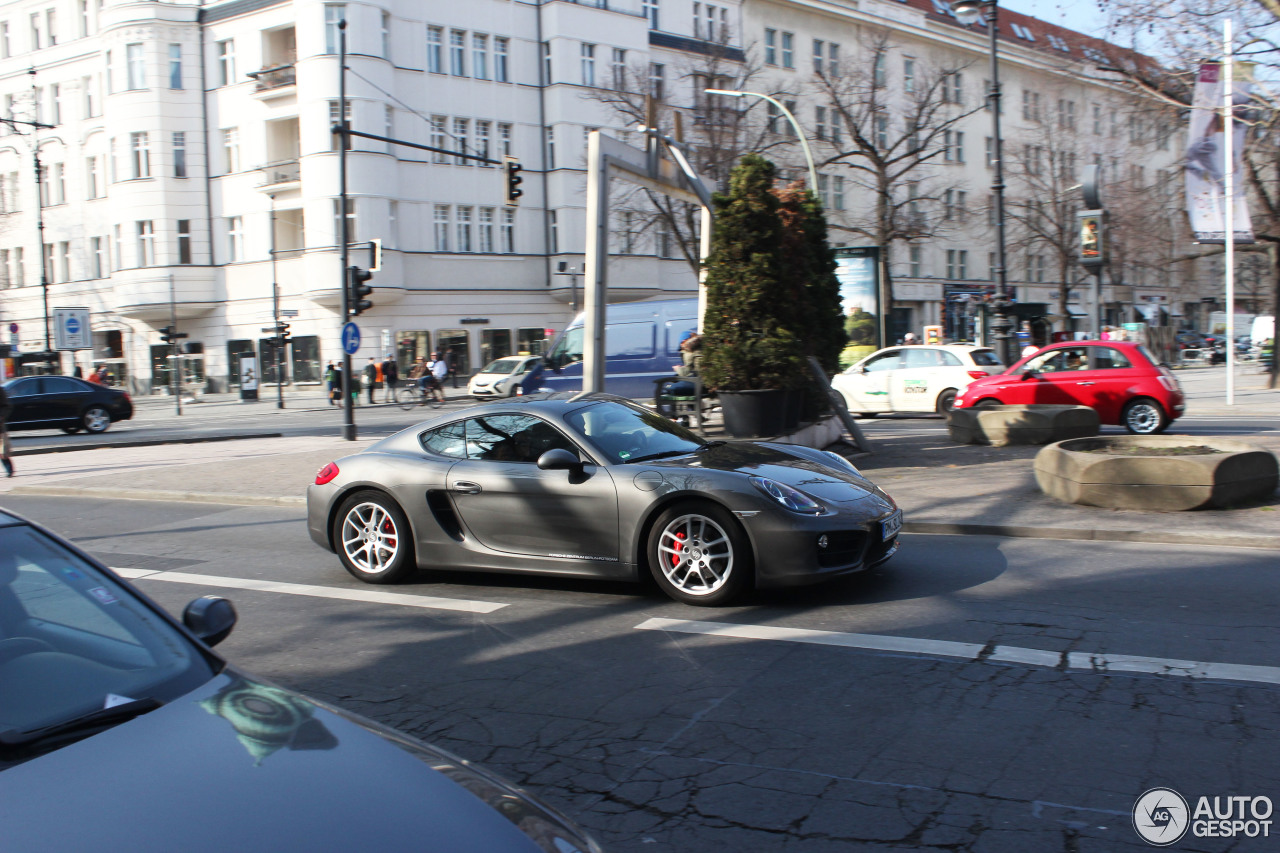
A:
[996,0,1111,38]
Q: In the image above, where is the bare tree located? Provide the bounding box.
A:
[814,30,984,345]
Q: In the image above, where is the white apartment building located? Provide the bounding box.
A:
[0,0,1187,393]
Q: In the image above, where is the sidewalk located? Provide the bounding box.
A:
[3,421,1278,551]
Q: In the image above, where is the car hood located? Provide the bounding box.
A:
[0,672,597,853]
[648,441,896,508]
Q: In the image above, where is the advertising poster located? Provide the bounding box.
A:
[240,356,259,391]
[1186,61,1255,244]
[833,247,881,347]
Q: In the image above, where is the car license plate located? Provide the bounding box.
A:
[881,510,902,541]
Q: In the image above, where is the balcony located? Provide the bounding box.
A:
[247,64,296,99]
[258,159,300,191]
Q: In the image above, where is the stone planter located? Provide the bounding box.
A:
[948,404,1099,447]
[1034,436,1280,511]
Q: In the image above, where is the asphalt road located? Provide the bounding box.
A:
[5,493,1278,852]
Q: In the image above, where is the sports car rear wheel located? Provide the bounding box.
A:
[334,491,416,584]
[647,502,752,606]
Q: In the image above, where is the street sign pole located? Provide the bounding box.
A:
[169,274,182,417]
[338,20,356,441]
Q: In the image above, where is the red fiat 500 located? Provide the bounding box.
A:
[953,341,1184,434]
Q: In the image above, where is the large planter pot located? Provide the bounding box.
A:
[719,389,787,438]
[1034,436,1280,511]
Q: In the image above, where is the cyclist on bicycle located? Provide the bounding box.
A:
[417,352,447,403]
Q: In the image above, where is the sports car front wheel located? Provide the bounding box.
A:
[647,502,752,606]
[334,491,416,584]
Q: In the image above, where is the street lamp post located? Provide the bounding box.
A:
[950,0,1015,364]
[704,89,819,197]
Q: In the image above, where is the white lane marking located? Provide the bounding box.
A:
[636,617,1280,687]
[111,568,506,613]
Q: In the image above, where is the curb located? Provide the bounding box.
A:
[7,484,306,508]
[11,432,285,457]
[903,521,1280,551]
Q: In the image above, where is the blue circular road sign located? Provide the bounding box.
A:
[342,322,361,355]
[65,316,81,335]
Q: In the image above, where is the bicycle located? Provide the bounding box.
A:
[396,384,446,411]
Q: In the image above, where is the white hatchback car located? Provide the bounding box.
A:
[468,355,541,398]
[833,344,1004,415]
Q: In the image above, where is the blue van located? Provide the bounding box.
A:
[537,297,699,398]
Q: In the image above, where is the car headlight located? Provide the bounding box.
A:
[749,476,824,514]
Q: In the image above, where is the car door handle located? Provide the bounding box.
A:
[453,481,482,494]
[1075,381,1095,386]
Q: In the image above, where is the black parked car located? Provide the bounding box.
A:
[0,375,133,434]
[0,508,601,852]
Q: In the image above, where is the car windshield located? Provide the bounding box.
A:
[480,358,527,375]
[0,525,214,754]
[565,400,704,464]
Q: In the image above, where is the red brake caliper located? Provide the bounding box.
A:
[382,518,396,548]
[671,531,686,567]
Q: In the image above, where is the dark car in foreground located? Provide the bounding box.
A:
[1,375,133,434]
[0,509,601,853]
[953,340,1184,434]
[307,393,902,605]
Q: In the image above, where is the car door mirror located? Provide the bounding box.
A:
[537,448,583,471]
[183,596,237,647]
[1020,368,1037,379]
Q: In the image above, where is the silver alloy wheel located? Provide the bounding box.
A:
[83,407,111,433]
[340,501,402,575]
[656,512,734,596]
[1125,401,1163,434]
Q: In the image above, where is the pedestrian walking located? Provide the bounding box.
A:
[446,349,459,388]
[330,362,344,406]
[382,354,398,403]
[364,357,378,405]
[87,365,105,385]
[73,364,84,379]
[324,361,338,405]
[0,382,13,477]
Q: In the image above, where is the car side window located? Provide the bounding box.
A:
[902,348,940,368]
[863,352,901,372]
[6,378,40,395]
[1092,347,1132,369]
[939,350,963,367]
[1028,347,1089,373]
[466,414,577,464]
[43,377,81,393]
[419,421,468,458]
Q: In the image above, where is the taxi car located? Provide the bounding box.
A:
[832,344,1004,416]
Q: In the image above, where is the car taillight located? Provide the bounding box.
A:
[1157,369,1181,393]
[967,370,988,380]
[315,462,340,485]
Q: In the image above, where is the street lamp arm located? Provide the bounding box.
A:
[704,89,820,200]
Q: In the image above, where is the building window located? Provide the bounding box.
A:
[105,49,112,93]
[499,122,513,156]
[495,37,509,82]
[46,7,56,45]
[434,204,450,251]
[813,39,824,74]
[223,127,240,173]
[0,22,9,59]
[545,126,556,169]
[580,42,595,86]
[333,197,356,243]
[51,162,64,204]
[324,4,344,55]
[541,41,552,85]
[126,43,145,89]
[113,225,121,270]
[946,249,968,280]
[476,120,491,164]
[86,156,101,198]
[226,216,243,262]
[30,12,41,50]
[427,26,443,73]
[430,116,448,162]
[177,220,191,264]
[501,209,515,253]
[79,0,89,37]
[90,237,104,278]
[329,100,352,152]
[872,51,886,87]
[82,74,97,117]
[985,136,994,168]
[472,33,488,79]
[943,72,962,105]
[1022,89,1041,121]
[173,132,186,177]
[1092,103,1102,135]
[828,42,840,76]
[479,207,494,253]
[453,118,470,165]
[137,220,155,266]
[50,83,61,124]
[456,206,473,252]
[764,28,776,66]
[57,241,69,282]
[909,244,922,277]
[767,101,780,135]
[385,105,394,153]
[875,113,888,150]
[815,106,826,140]
[130,132,150,178]
[643,0,659,30]
[548,210,559,254]
[381,11,391,59]
[832,175,844,210]
[1058,99,1075,130]
[944,130,964,163]
[217,40,235,86]
[781,32,794,68]
[450,29,466,76]
[904,58,915,93]
[169,43,182,89]
[649,63,664,100]
[43,243,54,279]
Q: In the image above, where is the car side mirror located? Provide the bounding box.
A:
[183,596,237,647]
[1020,369,1037,379]
[537,448,583,471]
[859,366,869,375]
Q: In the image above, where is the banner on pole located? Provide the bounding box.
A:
[1186,61,1255,244]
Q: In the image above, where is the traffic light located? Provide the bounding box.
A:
[348,266,374,316]
[277,322,291,342]
[504,156,523,206]
[159,326,188,344]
